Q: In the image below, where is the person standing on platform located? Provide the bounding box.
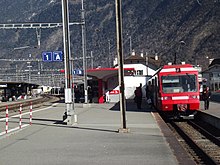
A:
[145,83,149,100]
[146,82,153,108]
[134,83,143,109]
[202,86,211,110]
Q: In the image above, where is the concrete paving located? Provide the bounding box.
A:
[0,100,178,165]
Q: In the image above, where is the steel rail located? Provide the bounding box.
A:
[188,120,220,146]
[170,121,219,165]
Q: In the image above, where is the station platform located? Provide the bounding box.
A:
[0,100,180,165]
[199,100,220,130]
[200,101,220,117]
[199,91,220,119]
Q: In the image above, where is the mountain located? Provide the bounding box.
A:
[0,0,219,73]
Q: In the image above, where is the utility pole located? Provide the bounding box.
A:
[38,59,41,84]
[129,36,132,55]
[62,0,74,125]
[90,51,94,69]
[15,64,18,82]
[81,0,88,104]
[108,39,111,67]
[36,28,41,49]
[115,0,129,132]
[27,61,32,83]
[146,52,148,76]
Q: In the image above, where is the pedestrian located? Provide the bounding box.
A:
[134,83,142,109]
[145,83,149,100]
[105,90,110,103]
[202,86,211,110]
[88,86,93,103]
[145,82,153,107]
[74,87,81,103]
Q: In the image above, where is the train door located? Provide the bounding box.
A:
[154,76,159,108]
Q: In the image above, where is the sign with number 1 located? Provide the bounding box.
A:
[42,52,53,62]
[42,51,63,62]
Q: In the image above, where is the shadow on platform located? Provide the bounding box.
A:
[20,117,118,133]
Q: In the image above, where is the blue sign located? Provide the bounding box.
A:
[42,51,63,62]
[53,51,63,61]
[73,69,83,75]
[42,52,52,62]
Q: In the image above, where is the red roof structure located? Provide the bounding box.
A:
[87,67,135,80]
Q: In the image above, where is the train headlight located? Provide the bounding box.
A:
[162,96,172,100]
[190,95,199,99]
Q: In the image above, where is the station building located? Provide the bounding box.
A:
[0,51,160,104]
[202,58,220,92]
[87,51,160,103]
[0,81,39,102]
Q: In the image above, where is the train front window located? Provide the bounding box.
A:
[162,74,197,93]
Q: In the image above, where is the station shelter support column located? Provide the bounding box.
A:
[98,79,104,103]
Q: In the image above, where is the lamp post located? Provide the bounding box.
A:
[174,40,186,64]
[81,0,88,104]
[62,0,74,125]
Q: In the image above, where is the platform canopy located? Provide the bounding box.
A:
[87,67,135,80]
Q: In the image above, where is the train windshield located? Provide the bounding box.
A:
[161,74,197,93]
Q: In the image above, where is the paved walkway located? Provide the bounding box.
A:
[200,101,220,117]
[0,100,178,165]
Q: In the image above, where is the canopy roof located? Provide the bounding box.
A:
[87,67,135,80]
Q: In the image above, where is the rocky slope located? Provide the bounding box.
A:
[0,0,219,72]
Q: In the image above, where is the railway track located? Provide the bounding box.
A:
[168,119,220,164]
[0,95,60,115]
[0,95,61,135]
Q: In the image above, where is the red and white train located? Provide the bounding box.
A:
[148,63,200,119]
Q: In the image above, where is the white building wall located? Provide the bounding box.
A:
[106,76,149,102]
[202,66,220,91]
[106,63,156,102]
[124,76,149,99]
